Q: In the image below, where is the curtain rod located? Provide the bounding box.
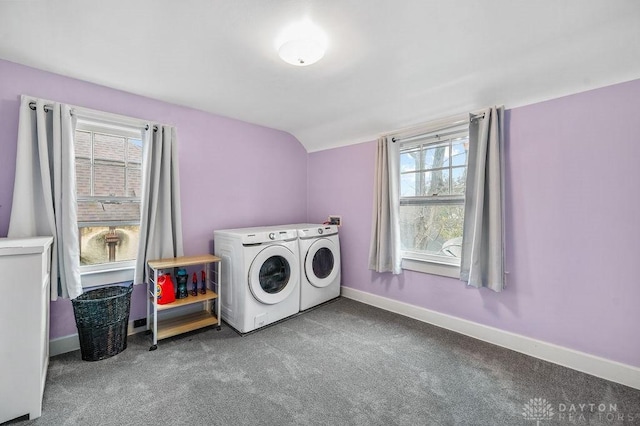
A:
[28,101,159,132]
[393,127,467,145]
[391,112,485,143]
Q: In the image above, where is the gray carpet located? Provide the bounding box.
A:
[11,298,640,425]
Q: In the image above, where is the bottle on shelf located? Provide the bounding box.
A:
[176,268,188,299]
[157,274,176,305]
[191,273,198,296]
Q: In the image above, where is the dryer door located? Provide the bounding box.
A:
[249,245,299,305]
[304,238,340,288]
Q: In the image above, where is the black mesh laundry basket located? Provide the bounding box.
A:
[71,284,133,361]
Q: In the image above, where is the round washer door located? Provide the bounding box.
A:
[249,244,299,305]
[305,238,340,288]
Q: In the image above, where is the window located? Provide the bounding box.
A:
[74,121,143,278]
[398,122,468,271]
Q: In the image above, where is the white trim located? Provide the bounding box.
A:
[388,113,469,141]
[49,334,80,357]
[50,305,206,356]
[49,319,147,357]
[385,108,487,142]
[81,266,135,288]
[340,286,640,390]
[80,260,135,275]
[73,105,150,130]
[76,120,144,139]
[401,258,460,278]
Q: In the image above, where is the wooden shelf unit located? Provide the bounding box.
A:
[156,311,218,340]
[153,289,218,311]
[146,254,222,350]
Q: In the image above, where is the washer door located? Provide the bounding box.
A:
[305,238,340,288]
[249,245,299,305]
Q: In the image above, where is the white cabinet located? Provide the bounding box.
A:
[0,236,53,423]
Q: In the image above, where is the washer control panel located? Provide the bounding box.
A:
[297,224,338,239]
[240,229,297,245]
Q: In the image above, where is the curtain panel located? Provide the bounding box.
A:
[134,125,184,284]
[368,136,402,274]
[8,96,82,300]
[460,106,506,292]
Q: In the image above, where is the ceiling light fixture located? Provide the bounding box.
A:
[276,19,327,67]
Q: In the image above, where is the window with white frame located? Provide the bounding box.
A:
[398,122,469,267]
[74,121,143,272]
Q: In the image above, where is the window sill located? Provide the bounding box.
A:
[401,258,460,279]
[80,264,135,289]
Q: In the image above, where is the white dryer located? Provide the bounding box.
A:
[295,224,341,311]
[213,226,300,333]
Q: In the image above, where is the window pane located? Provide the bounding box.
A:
[75,130,92,158]
[423,170,450,196]
[401,172,420,196]
[77,200,140,222]
[75,126,143,269]
[127,167,141,197]
[127,138,143,164]
[400,147,420,172]
[94,133,125,162]
[94,164,125,196]
[79,225,139,266]
[451,138,468,167]
[451,166,466,195]
[423,142,449,170]
[76,158,91,196]
[400,204,464,256]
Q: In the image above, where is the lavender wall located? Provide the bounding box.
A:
[0,59,308,339]
[308,79,640,368]
[2,57,639,367]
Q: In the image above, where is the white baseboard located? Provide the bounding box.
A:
[49,320,147,357]
[341,286,640,390]
[49,334,80,357]
[50,305,204,356]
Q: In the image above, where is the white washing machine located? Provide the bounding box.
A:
[294,224,341,311]
[213,226,300,333]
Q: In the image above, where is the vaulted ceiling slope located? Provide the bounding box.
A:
[1,1,639,152]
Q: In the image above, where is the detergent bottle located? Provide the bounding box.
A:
[156,274,176,305]
[176,268,189,299]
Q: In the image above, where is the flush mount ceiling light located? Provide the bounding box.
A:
[276,19,327,67]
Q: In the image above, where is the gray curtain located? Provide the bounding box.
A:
[460,106,505,291]
[8,96,82,300]
[134,125,184,284]
[368,136,402,274]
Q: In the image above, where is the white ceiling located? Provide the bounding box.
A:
[1,1,639,152]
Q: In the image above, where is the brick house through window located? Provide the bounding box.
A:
[74,123,143,267]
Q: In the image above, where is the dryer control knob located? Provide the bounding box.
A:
[269,232,276,240]
[318,228,323,234]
